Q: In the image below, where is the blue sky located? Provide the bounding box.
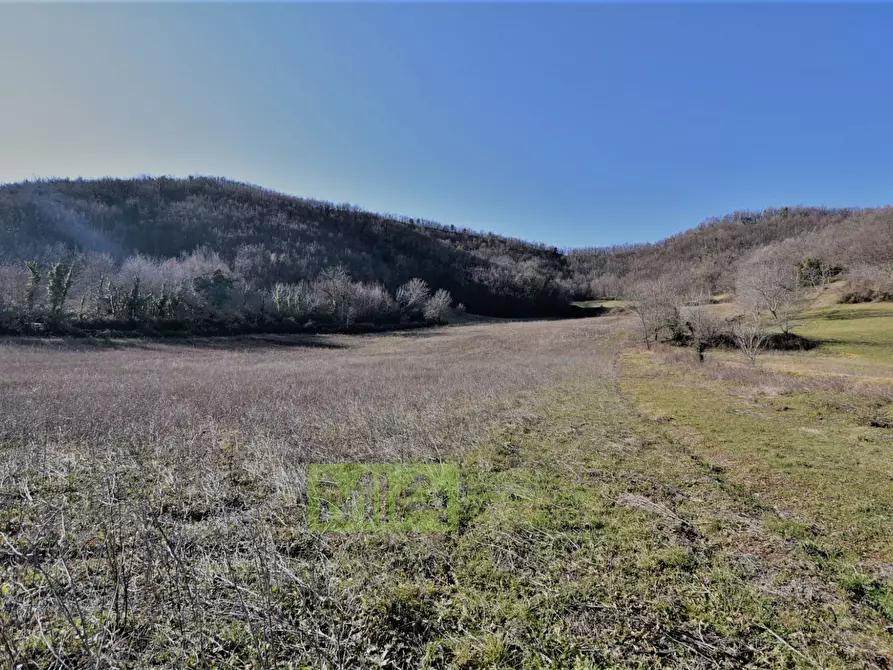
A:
[1,3,891,248]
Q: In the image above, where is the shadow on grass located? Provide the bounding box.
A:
[810,337,891,349]
[0,333,349,352]
[765,332,818,351]
[816,307,893,321]
[708,332,817,352]
[387,328,451,339]
[566,304,608,318]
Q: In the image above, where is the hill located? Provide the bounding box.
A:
[0,176,572,326]
[569,206,893,298]
[1,176,891,336]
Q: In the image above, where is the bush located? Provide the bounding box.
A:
[397,278,430,315]
[840,278,893,304]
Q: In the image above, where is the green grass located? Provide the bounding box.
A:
[296,372,892,667]
[619,349,893,665]
[624,354,893,564]
[795,302,893,365]
[573,299,630,313]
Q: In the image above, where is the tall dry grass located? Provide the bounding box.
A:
[0,317,627,667]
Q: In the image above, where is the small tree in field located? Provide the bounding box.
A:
[627,277,680,349]
[730,313,768,366]
[681,290,724,362]
[423,289,452,323]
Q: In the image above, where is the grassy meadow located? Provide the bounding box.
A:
[0,299,891,668]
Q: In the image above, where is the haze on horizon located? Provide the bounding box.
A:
[1,2,892,248]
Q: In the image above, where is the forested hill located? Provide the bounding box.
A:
[0,176,570,318]
[1,177,890,336]
[568,206,893,298]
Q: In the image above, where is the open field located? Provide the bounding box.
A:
[1,304,892,668]
[796,302,893,366]
[0,320,618,466]
[705,299,893,387]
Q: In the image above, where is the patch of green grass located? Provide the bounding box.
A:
[574,299,630,313]
[795,302,893,365]
[621,351,893,659]
[623,352,893,561]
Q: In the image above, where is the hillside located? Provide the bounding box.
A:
[0,177,571,321]
[1,177,891,337]
[569,206,892,298]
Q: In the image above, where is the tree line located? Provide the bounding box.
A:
[1,176,891,338]
[0,245,457,335]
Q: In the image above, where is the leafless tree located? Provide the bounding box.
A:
[736,246,802,334]
[844,263,893,302]
[396,278,430,312]
[314,266,355,326]
[423,288,452,323]
[627,276,683,349]
[730,313,768,366]
[680,288,725,362]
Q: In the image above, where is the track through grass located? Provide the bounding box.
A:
[307,359,892,667]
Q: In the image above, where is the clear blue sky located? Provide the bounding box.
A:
[1,2,891,248]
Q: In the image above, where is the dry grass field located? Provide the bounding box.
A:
[1,307,892,668]
[0,319,620,464]
[0,317,629,667]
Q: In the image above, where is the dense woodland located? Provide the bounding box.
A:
[0,176,891,336]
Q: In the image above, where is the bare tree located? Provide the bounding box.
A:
[314,266,355,326]
[853,262,893,296]
[797,257,840,291]
[423,288,452,323]
[25,261,42,312]
[0,264,26,311]
[680,288,724,362]
[736,247,802,334]
[730,313,768,366]
[272,280,315,318]
[396,278,430,313]
[627,276,682,349]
